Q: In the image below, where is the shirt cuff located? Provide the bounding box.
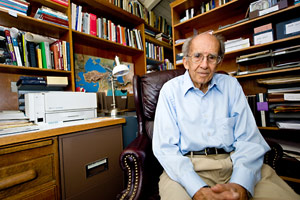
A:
[229,166,259,196]
[179,171,207,197]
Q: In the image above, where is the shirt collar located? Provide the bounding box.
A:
[182,71,222,96]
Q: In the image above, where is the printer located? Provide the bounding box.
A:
[25,92,97,124]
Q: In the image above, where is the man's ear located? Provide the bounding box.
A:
[183,57,189,70]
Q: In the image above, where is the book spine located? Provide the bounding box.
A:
[44,41,52,69]
[66,41,70,71]
[18,79,47,85]
[12,38,22,66]
[1,0,28,10]
[39,42,47,69]
[62,40,67,70]
[40,13,69,26]
[26,41,37,67]
[89,13,97,36]
[36,47,43,69]
[50,43,59,70]
[0,1,27,13]
[71,3,77,30]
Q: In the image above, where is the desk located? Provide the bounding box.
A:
[0,117,125,200]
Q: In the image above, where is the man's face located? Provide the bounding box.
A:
[183,34,221,90]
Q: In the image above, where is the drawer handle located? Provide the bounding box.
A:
[0,169,37,190]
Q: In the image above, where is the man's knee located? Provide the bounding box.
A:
[159,171,191,200]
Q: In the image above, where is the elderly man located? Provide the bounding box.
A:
[152,32,299,200]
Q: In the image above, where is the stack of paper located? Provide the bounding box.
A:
[0,110,38,136]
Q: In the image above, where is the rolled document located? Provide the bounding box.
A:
[25,32,57,44]
[10,27,19,38]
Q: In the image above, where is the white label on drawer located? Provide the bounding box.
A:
[286,21,300,35]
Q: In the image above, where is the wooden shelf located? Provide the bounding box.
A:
[145,35,172,50]
[0,9,69,39]
[236,66,300,79]
[173,0,239,28]
[0,64,72,75]
[146,58,163,65]
[215,4,300,37]
[73,0,144,28]
[258,126,280,131]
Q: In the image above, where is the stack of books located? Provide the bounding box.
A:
[224,38,250,53]
[256,75,300,128]
[0,0,30,16]
[155,33,171,44]
[34,6,69,28]
[145,29,155,37]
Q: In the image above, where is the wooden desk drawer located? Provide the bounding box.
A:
[0,137,59,199]
[0,155,54,198]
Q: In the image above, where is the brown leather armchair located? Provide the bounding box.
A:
[117,69,283,200]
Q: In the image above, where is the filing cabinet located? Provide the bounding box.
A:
[59,125,124,200]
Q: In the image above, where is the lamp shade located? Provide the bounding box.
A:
[113,56,129,77]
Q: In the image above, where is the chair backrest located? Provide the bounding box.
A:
[133,69,186,139]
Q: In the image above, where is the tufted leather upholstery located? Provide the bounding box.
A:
[117,69,283,200]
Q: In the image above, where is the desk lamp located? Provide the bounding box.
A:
[110,56,129,116]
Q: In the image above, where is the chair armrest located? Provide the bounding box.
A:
[264,138,283,171]
[118,133,152,200]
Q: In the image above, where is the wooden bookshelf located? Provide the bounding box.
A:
[0,0,151,111]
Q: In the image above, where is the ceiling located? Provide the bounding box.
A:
[139,0,175,26]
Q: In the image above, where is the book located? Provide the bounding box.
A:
[4,29,17,65]
[0,0,27,14]
[62,40,67,70]
[82,12,89,34]
[36,47,43,68]
[35,7,68,21]
[39,13,69,27]
[46,76,68,86]
[49,0,68,7]
[12,37,22,66]
[66,41,70,71]
[39,42,47,69]
[89,13,97,36]
[17,79,47,86]
[256,93,268,127]
[96,17,102,38]
[71,3,77,30]
[50,42,59,69]
[26,41,37,67]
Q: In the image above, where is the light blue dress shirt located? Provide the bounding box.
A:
[152,70,270,197]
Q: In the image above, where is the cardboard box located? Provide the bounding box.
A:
[254,29,274,45]
[249,0,288,19]
[276,17,300,40]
